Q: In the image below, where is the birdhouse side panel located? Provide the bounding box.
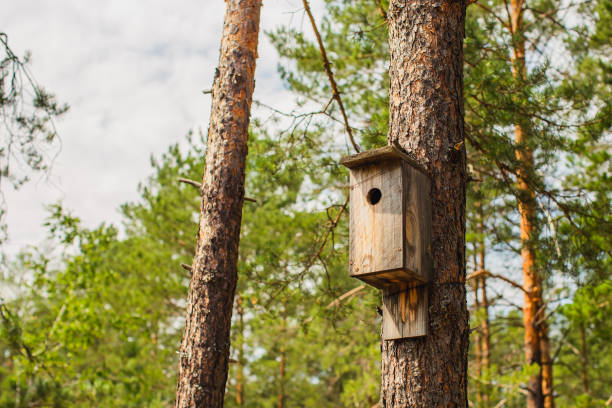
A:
[349,162,403,279]
[403,163,433,282]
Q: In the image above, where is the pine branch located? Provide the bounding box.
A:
[375,0,387,21]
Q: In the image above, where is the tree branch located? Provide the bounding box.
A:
[301,0,360,153]
[178,178,257,203]
[467,269,529,296]
[326,285,366,309]
[375,0,387,21]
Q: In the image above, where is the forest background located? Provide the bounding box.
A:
[1,0,610,407]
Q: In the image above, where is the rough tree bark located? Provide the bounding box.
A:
[236,295,245,407]
[175,1,262,407]
[509,0,553,406]
[382,0,469,406]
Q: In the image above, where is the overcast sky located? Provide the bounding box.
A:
[2,0,326,254]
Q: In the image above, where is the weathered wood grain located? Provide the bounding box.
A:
[344,147,432,285]
[382,285,428,339]
[349,161,403,277]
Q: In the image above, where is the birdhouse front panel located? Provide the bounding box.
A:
[349,161,404,281]
[342,145,432,289]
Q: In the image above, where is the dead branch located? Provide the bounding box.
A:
[467,269,529,296]
[178,177,257,203]
[178,177,202,189]
[304,195,349,271]
[326,285,366,309]
[301,0,360,153]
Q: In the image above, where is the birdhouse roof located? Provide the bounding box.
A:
[340,145,428,176]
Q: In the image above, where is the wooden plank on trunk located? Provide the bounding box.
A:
[382,284,428,339]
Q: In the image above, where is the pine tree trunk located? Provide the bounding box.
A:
[473,276,483,406]
[515,122,543,408]
[278,346,286,408]
[383,0,469,406]
[509,0,551,406]
[478,209,490,407]
[278,304,286,408]
[175,1,261,407]
[579,323,589,394]
[541,321,554,408]
[236,295,245,407]
[479,277,490,407]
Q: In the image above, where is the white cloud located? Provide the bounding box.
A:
[2,0,323,253]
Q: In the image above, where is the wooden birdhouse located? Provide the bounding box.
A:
[340,145,432,339]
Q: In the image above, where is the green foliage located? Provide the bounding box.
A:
[1,0,610,406]
[555,282,612,406]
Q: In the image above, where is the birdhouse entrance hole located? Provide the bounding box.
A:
[367,188,382,205]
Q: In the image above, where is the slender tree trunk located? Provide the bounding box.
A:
[478,205,490,407]
[278,346,286,408]
[473,272,483,406]
[479,289,490,372]
[278,305,286,408]
[541,320,554,408]
[579,323,589,394]
[175,1,261,407]
[383,0,469,406]
[509,0,552,406]
[479,275,490,407]
[236,295,245,407]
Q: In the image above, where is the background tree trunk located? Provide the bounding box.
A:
[382,0,469,406]
[473,276,483,406]
[478,209,490,407]
[175,1,262,407]
[509,0,553,406]
[278,304,286,408]
[579,323,589,394]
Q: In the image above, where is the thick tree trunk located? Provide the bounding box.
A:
[175,1,261,407]
[383,0,469,406]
